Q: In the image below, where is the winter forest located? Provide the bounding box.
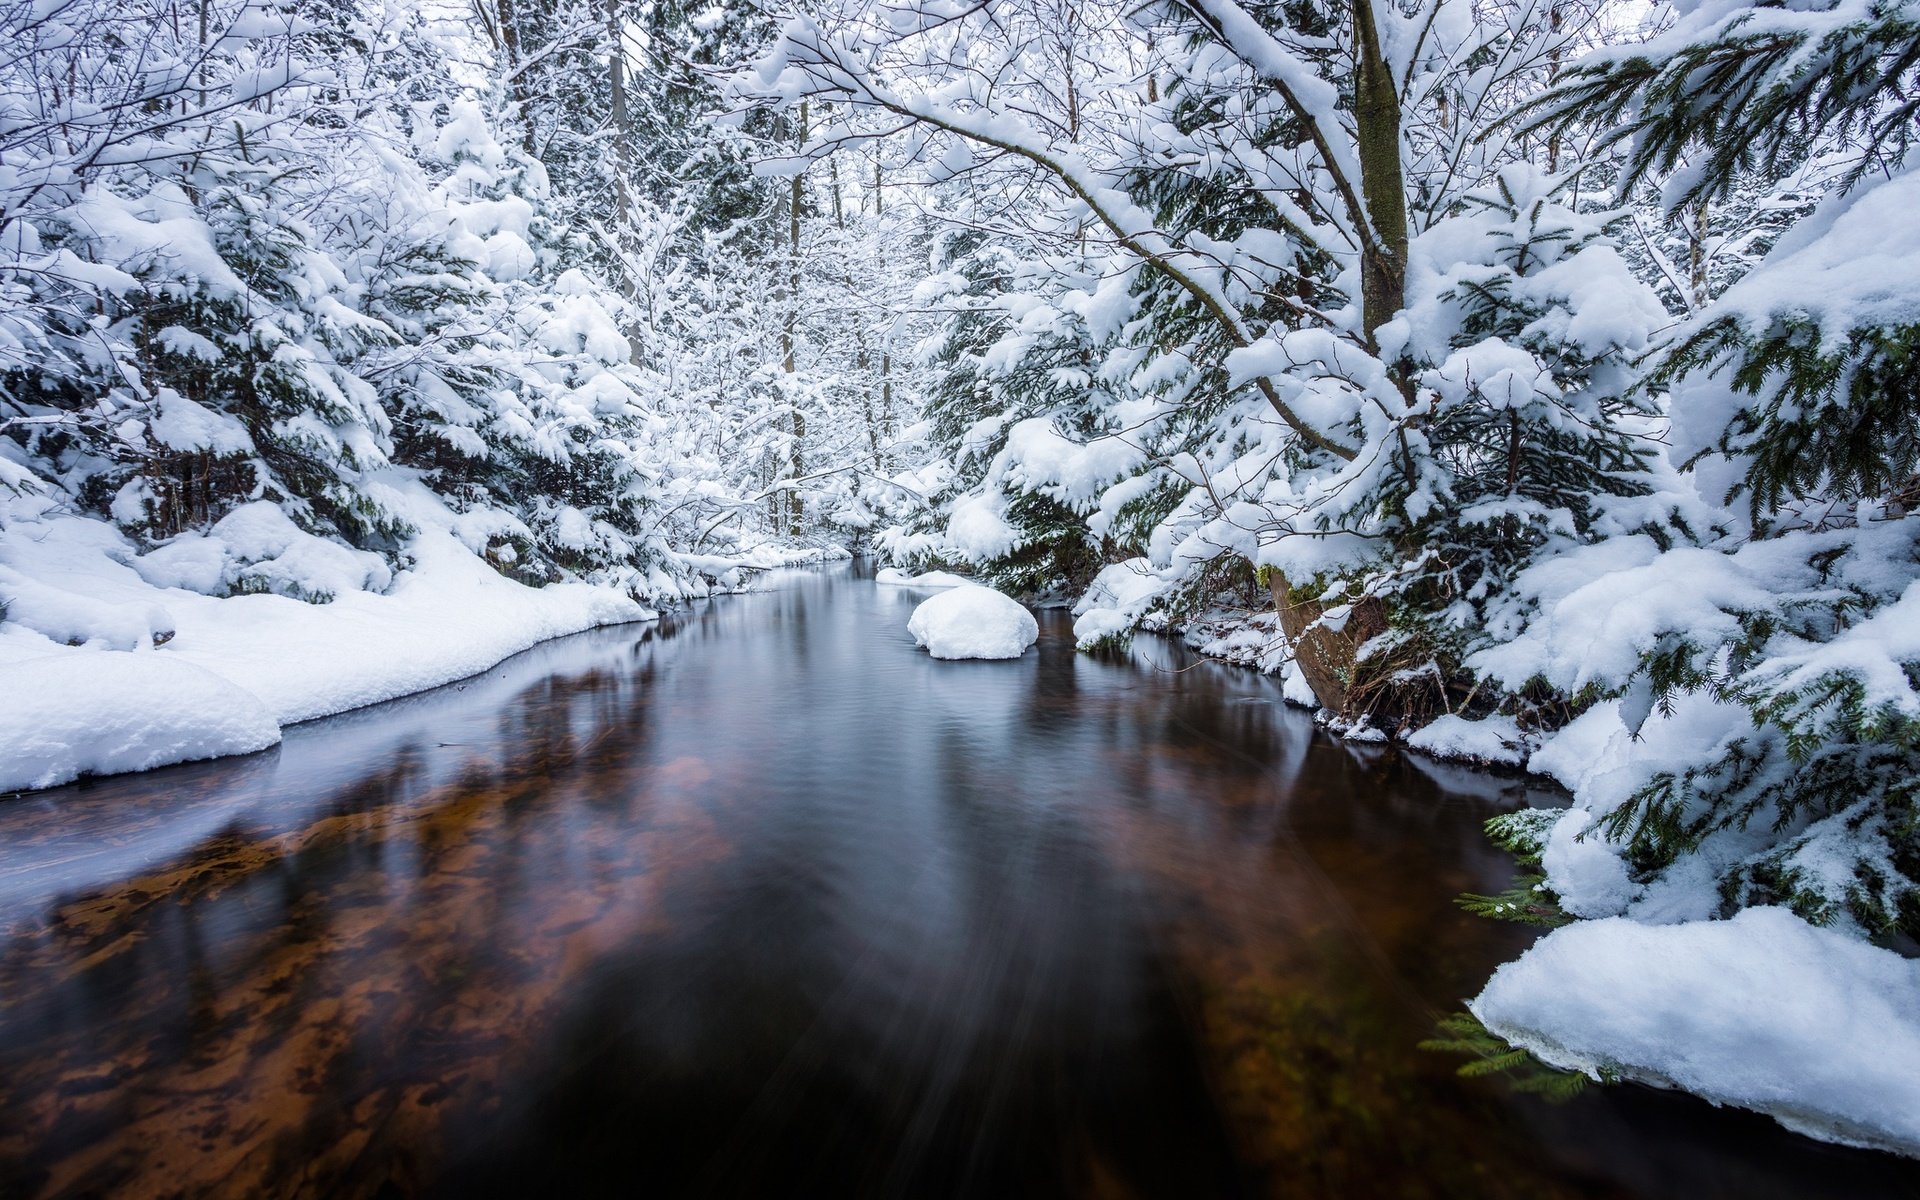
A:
[2,0,1919,1187]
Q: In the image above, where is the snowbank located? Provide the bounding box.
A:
[159,533,649,726]
[875,566,972,588]
[906,585,1038,660]
[666,544,850,596]
[0,496,654,792]
[1473,907,1920,1156]
[0,654,282,791]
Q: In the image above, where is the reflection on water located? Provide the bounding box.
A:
[1,563,1915,1199]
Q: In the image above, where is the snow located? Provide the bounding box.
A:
[674,544,851,582]
[1071,607,1137,648]
[0,497,653,793]
[1473,906,1920,1157]
[1181,607,1291,673]
[1071,558,1166,648]
[944,492,1021,562]
[875,566,972,588]
[1708,162,1920,355]
[135,501,394,601]
[0,655,281,791]
[1538,807,1638,918]
[156,533,648,727]
[906,584,1039,660]
[1281,662,1318,706]
[1527,700,1637,797]
[1746,577,1920,718]
[997,419,1144,508]
[1404,713,1529,766]
[1482,508,1920,938]
[147,391,257,455]
[1470,537,1783,695]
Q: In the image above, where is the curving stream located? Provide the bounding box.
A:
[1,563,1916,1198]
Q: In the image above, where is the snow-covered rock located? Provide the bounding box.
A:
[875,566,972,588]
[1472,906,1920,1157]
[906,584,1038,660]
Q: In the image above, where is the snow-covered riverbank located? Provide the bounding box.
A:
[1075,566,1920,1160]
[0,489,831,793]
[1474,906,1920,1158]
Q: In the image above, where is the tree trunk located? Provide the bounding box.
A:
[491,0,536,156]
[606,0,645,360]
[1545,1,1565,172]
[784,102,806,533]
[1268,571,1388,716]
[1351,0,1408,356]
[1687,196,1711,309]
[1266,0,1403,716]
[607,0,630,206]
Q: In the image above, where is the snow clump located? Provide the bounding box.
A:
[906,584,1038,660]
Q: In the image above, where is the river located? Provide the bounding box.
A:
[1,563,1914,1198]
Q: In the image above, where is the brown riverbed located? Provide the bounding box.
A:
[2,563,1916,1198]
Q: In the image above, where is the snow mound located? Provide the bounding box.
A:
[136,501,392,600]
[907,585,1038,660]
[876,566,972,588]
[1405,713,1529,766]
[0,654,280,791]
[1472,906,1920,1157]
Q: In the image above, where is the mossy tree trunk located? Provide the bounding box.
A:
[1351,0,1408,358]
[1268,571,1388,716]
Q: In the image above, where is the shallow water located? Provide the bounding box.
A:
[1,562,1915,1199]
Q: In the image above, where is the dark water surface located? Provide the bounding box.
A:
[2,563,1916,1199]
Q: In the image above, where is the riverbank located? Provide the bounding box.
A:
[1131,582,1920,1161]
[0,487,837,793]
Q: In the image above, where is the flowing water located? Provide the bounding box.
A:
[1,563,1915,1199]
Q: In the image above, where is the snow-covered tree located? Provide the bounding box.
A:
[1,0,407,567]
[1478,0,1920,937]
[741,0,1660,718]
[883,231,1135,596]
[0,0,737,602]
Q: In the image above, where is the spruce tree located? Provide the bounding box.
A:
[1511,0,1920,936]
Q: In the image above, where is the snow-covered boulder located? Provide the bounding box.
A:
[876,566,972,588]
[906,585,1038,660]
